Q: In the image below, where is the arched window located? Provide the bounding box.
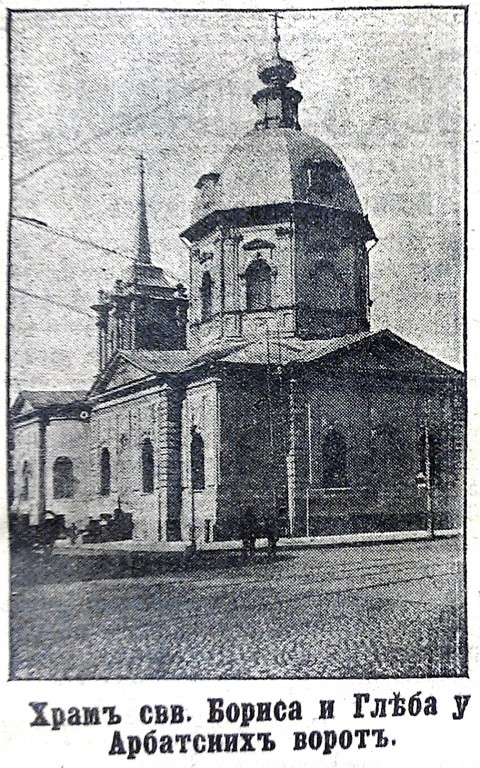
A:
[322,428,347,488]
[141,437,154,494]
[21,460,31,500]
[191,429,205,491]
[100,447,111,496]
[201,271,213,321]
[245,258,272,311]
[306,159,340,196]
[53,456,74,499]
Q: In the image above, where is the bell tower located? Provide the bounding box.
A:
[92,155,188,371]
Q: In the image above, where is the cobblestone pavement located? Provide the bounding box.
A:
[10,537,465,679]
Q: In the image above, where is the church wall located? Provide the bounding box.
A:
[293,371,463,535]
[294,215,368,339]
[180,377,220,544]
[215,366,289,541]
[11,419,43,525]
[44,418,91,526]
[188,230,223,346]
[90,389,165,541]
[158,384,183,542]
[208,363,464,542]
[134,297,185,351]
[235,222,295,338]
[292,372,374,535]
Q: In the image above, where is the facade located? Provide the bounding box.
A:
[10,391,91,527]
[10,26,465,546]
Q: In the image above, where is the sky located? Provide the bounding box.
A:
[9,7,465,393]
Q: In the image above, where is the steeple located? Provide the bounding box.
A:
[253,12,303,130]
[137,153,151,264]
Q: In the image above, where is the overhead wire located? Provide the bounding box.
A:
[10,76,217,318]
[11,286,95,319]
[11,215,186,286]
[12,75,220,187]
[12,100,164,186]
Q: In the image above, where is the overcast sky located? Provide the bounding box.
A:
[10,7,465,393]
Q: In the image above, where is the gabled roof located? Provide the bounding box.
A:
[10,390,88,419]
[88,349,196,397]
[89,329,462,400]
[218,329,462,378]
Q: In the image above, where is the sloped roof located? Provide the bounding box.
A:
[121,349,196,374]
[91,329,462,399]
[218,332,372,366]
[10,389,89,419]
[131,262,175,290]
[217,329,462,377]
[18,390,87,408]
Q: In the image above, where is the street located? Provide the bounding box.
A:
[10,537,465,679]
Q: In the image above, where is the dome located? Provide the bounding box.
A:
[191,128,363,225]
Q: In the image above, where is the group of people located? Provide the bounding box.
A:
[82,506,134,543]
[240,507,284,560]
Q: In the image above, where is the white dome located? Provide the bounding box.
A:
[191,128,363,225]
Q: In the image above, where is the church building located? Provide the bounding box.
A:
[10,22,465,546]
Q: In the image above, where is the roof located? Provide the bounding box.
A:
[223,330,462,377]
[90,330,462,399]
[123,332,462,377]
[190,128,363,227]
[217,333,372,366]
[121,349,195,374]
[17,390,88,408]
[131,262,174,291]
[10,389,89,419]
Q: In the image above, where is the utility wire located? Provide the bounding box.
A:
[12,76,218,187]
[11,286,94,319]
[12,101,164,186]
[11,215,185,286]
[13,215,122,257]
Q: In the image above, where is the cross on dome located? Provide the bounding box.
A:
[271,10,281,56]
[253,11,302,129]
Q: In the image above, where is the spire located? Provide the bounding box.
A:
[252,12,302,131]
[136,153,151,264]
[273,10,281,57]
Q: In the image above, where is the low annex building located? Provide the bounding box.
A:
[10,25,465,546]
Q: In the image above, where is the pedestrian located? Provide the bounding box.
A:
[265,511,279,559]
[241,507,257,560]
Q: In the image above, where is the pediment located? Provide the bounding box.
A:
[321,330,462,379]
[90,354,154,397]
[10,395,34,418]
[107,359,152,390]
[18,398,36,415]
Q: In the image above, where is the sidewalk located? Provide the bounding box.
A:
[54,527,461,556]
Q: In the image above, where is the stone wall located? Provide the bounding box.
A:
[44,417,91,526]
[180,377,220,544]
[188,220,296,346]
[90,386,168,541]
[294,211,369,339]
[216,366,289,541]
[11,418,43,525]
